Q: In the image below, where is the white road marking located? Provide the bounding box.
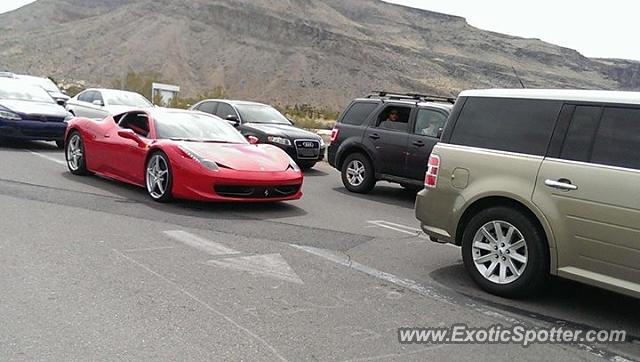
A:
[28,150,66,166]
[207,254,304,285]
[112,249,289,362]
[290,245,452,304]
[123,246,177,253]
[368,220,459,248]
[163,230,240,256]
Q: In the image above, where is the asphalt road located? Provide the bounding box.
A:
[0,139,638,361]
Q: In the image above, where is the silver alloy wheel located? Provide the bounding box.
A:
[146,154,169,199]
[66,134,83,171]
[346,160,365,186]
[471,220,528,285]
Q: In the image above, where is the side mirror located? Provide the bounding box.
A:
[118,129,144,146]
[436,127,444,139]
[225,115,240,128]
[246,135,259,145]
[92,99,104,107]
[56,99,67,107]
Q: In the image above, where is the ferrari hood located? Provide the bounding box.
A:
[177,142,292,172]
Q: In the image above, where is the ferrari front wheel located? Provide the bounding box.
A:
[145,152,173,203]
[66,131,89,175]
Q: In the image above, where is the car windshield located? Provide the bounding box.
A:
[154,111,247,143]
[0,79,55,103]
[235,104,291,125]
[19,76,61,93]
[103,91,153,107]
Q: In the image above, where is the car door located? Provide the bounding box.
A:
[533,104,640,292]
[405,107,448,181]
[111,112,151,184]
[362,104,412,177]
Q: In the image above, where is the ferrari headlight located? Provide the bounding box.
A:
[267,136,291,146]
[286,156,300,172]
[178,145,219,172]
[0,110,21,121]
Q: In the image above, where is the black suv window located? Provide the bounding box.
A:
[339,102,378,125]
[560,106,602,162]
[415,108,447,138]
[216,103,236,119]
[591,107,640,170]
[377,106,411,132]
[197,101,217,115]
[451,97,562,156]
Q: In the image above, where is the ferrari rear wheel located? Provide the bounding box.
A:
[66,131,89,175]
[146,152,173,203]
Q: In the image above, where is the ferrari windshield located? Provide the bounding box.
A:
[0,79,55,103]
[235,104,291,125]
[154,111,247,143]
[104,90,153,107]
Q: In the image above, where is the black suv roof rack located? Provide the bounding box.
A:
[367,91,456,104]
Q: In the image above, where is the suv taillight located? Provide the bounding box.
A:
[425,154,440,188]
[330,126,340,144]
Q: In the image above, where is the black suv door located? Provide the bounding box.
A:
[405,107,448,180]
[363,104,413,177]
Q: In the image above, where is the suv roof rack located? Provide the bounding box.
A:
[367,91,456,104]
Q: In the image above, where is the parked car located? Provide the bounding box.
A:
[0,78,71,148]
[66,88,153,120]
[415,89,640,299]
[190,99,326,169]
[16,74,69,106]
[65,108,303,203]
[328,92,454,193]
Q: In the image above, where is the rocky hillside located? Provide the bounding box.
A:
[1,0,639,110]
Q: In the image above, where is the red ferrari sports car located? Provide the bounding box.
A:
[64,108,304,202]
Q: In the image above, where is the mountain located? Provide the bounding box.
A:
[1,0,639,110]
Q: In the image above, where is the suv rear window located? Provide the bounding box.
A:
[339,102,378,125]
[591,107,640,170]
[450,97,562,156]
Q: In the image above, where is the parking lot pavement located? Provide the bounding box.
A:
[0,141,639,361]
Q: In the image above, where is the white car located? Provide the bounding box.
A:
[66,88,153,120]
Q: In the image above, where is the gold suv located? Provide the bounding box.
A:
[415,89,640,298]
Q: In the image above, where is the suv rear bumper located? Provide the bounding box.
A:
[414,187,463,244]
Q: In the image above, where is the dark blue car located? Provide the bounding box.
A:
[0,78,71,148]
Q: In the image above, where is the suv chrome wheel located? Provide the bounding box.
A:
[346,160,365,186]
[471,220,528,285]
[146,154,170,200]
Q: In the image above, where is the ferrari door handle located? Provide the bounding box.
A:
[545,179,578,191]
[369,133,380,140]
[412,140,425,147]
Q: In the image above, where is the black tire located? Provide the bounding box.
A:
[341,153,375,194]
[145,151,173,203]
[298,161,317,170]
[65,131,90,175]
[461,206,549,298]
[55,140,65,149]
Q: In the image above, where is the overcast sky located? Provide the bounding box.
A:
[1,0,638,60]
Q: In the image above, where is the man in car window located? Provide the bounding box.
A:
[380,109,406,131]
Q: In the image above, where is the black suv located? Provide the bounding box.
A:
[190,99,326,169]
[328,92,454,193]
